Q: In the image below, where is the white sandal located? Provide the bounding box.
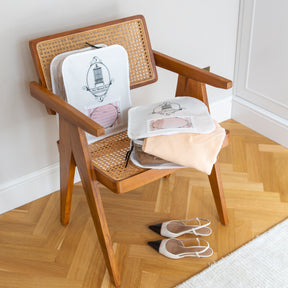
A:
[148,238,213,259]
[149,217,212,238]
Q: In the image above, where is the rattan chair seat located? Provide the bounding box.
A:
[88,130,177,194]
[89,130,146,181]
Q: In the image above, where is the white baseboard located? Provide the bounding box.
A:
[232,96,288,148]
[0,94,232,215]
[0,163,80,215]
[209,92,232,123]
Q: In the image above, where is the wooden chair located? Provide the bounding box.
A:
[29,15,232,287]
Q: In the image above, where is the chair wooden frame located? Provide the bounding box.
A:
[29,15,232,287]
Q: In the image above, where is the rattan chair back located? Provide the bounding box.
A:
[30,15,157,91]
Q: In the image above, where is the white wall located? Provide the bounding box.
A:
[117,0,239,108]
[0,0,239,214]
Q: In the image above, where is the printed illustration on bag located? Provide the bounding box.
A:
[148,116,193,131]
[152,101,183,116]
[83,56,113,102]
[148,101,193,131]
[87,101,121,129]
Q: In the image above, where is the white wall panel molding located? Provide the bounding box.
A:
[233,0,255,96]
[233,0,288,145]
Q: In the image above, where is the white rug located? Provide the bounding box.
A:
[175,218,288,288]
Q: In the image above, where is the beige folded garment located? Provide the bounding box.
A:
[142,121,225,175]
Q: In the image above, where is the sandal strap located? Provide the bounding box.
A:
[183,218,211,235]
[177,238,210,257]
[182,217,211,228]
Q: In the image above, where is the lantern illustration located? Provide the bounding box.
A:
[84,56,112,102]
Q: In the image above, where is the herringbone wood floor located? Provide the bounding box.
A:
[1,120,288,288]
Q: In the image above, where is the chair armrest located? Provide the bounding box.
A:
[29,81,105,137]
[153,50,232,89]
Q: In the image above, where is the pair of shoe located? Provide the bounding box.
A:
[148,217,213,259]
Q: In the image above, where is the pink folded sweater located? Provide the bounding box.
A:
[142,121,225,175]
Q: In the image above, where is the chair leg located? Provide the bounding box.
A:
[175,76,228,225]
[59,144,76,226]
[70,125,121,287]
[59,117,76,226]
[208,161,229,225]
